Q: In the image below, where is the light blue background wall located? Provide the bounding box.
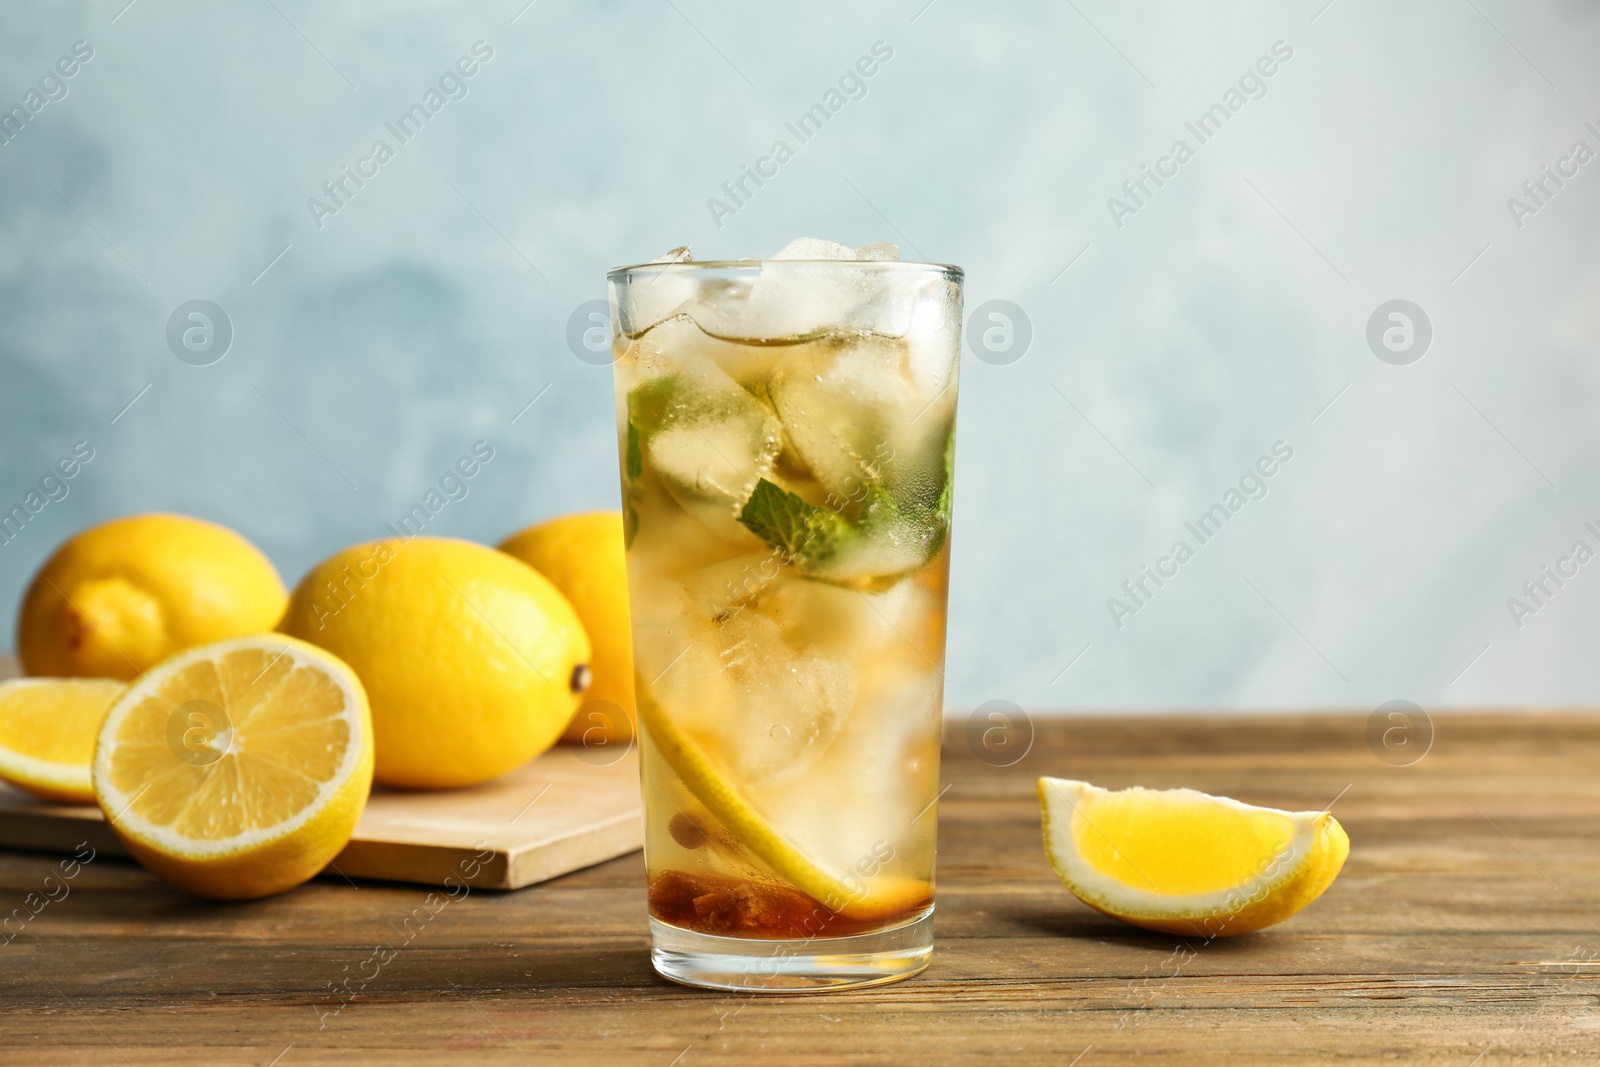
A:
[2,1,1597,714]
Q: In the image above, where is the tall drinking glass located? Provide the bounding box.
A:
[608,256,962,991]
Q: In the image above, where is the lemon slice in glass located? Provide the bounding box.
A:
[639,689,926,921]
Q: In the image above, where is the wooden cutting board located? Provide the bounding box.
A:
[0,655,643,890]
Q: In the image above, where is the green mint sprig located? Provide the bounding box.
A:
[736,479,849,568]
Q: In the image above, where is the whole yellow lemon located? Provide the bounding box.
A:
[498,511,635,747]
[17,513,287,680]
[280,536,591,789]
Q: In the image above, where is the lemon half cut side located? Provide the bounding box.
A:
[1038,777,1349,937]
[92,634,374,899]
[0,678,126,803]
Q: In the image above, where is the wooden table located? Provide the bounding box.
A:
[1,713,1595,1065]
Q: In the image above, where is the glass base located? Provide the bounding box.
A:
[649,907,934,992]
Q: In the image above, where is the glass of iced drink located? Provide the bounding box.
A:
[608,239,962,991]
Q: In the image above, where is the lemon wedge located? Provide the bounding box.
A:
[0,678,126,803]
[93,635,373,899]
[639,689,925,920]
[1038,777,1348,937]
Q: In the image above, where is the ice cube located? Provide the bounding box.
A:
[771,236,856,260]
[628,344,782,544]
[679,239,913,342]
[628,574,702,682]
[628,239,918,343]
[627,309,783,382]
[711,261,871,341]
[751,656,942,879]
[649,423,763,509]
[626,242,867,344]
[902,289,960,404]
[768,334,924,495]
[763,573,923,661]
[770,237,900,262]
[641,571,857,786]
[684,550,786,620]
[616,248,698,338]
[849,272,960,403]
[854,242,901,261]
[765,335,955,582]
[716,235,898,341]
[713,610,856,784]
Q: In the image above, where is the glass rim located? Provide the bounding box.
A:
[607,259,963,281]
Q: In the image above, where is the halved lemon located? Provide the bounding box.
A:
[92,634,374,899]
[0,678,127,803]
[1038,777,1349,937]
[638,689,925,921]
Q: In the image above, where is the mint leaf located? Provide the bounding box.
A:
[629,373,724,437]
[857,483,902,530]
[920,423,955,558]
[736,425,956,582]
[938,423,955,519]
[626,420,643,481]
[737,479,848,566]
[626,375,681,435]
[868,424,953,558]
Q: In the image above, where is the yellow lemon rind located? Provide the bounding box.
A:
[18,512,288,681]
[91,634,373,899]
[113,771,371,900]
[1038,777,1349,938]
[279,537,588,791]
[0,758,94,804]
[0,678,126,805]
[497,512,636,747]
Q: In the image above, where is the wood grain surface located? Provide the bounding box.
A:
[0,748,643,891]
[1,711,1595,1065]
